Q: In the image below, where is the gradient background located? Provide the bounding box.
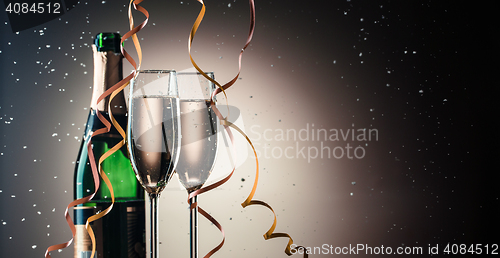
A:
[0,1,498,257]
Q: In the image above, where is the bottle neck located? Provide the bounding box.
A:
[90,45,126,115]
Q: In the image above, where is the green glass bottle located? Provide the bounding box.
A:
[73,32,146,258]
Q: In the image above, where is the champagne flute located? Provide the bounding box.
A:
[127,70,181,258]
[175,71,218,258]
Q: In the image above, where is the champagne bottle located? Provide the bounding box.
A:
[73,32,146,258]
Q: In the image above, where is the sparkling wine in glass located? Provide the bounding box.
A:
[127,70,181,258]
[175,71,218,258]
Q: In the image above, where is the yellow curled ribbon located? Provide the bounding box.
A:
[188,0,308,257]
[45,1,147,257]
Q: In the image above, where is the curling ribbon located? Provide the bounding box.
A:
[187,0,308,257]
[84,0,149,257]
[45,1,147,257]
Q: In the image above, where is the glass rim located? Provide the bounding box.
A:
[135,69,176,73]
[177,71,214,75]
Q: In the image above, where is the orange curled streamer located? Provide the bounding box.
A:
[223,121,308,257]
[45,1,147,257]
[188,0,307,257]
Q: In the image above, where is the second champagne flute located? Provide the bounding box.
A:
[175,71,218,258]
[127,70,181,258]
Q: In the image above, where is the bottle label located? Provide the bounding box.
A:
[74,225,92,258]
[74,207,93,258]
[73,202,145,258]
[127,205,146,258]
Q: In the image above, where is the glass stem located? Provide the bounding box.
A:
[189,195,198,258]
[150,195,159,258]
